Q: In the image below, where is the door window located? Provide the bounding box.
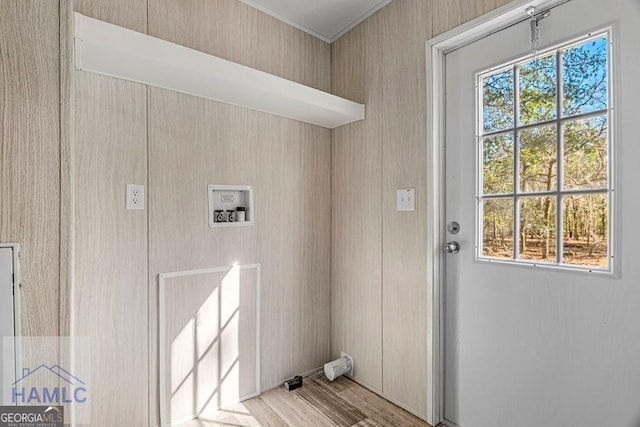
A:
[477,31,612,271]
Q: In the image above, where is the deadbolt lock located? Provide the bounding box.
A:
[447,221,461,234]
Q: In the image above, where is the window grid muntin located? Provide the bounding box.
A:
[476,30,612,271]
[555,49,563,263]
[482,108,608,138]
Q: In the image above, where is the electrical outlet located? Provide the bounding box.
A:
[126,184,145,210]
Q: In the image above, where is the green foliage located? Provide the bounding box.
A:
[483,134,513,194]
[519,54,556,125]
[563,116,608,189]
[482,70,513,132]
[519,125,556,193]
[563,38,608,116]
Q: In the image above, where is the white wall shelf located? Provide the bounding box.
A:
[208,185,254,228]
[74,13,365,129]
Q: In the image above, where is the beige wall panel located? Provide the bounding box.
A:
[146,3,331,424]
[146,9,331,425]
[148,0,330,92]
[60,0,75,340]
[148,88,331,423]
[477,0,514,17]
[148,91,260,424]
[254,113,331,389]
[66,1,331,424]
[74,0,147,32]
[70,1,149,425]
[0,0,60,338]
[431,0,478,37]
[332,0,516,418]
[72,72,148,426]
[379,0,432,419]
[331,15,384,393]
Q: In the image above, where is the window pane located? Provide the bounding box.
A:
[482,199,514,259]
[518,54,557,125]
[563,115,608,190]
[519,125,557,192]
[476,32,612,271]
[482,69,514,133]
[562,36,608,117]
[518,196,556,262]
[483,133,514,194]
[562,194,608,268]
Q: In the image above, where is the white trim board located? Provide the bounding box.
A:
[0,243,21,402]
[73,13,364,129]
[158,263,261,427]
[424,0,572,425]
[429,0,571,54]
[0,244,21,339]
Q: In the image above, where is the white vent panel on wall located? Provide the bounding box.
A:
[158,264,261,425]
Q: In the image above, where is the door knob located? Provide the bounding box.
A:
[443,241,460,254]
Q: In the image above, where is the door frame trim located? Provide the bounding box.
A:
[424,0,571,424]
[0,243,22,395]
[0,244,21,336]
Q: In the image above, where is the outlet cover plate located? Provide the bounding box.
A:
[126,184,145,210]
[397,188,415,211]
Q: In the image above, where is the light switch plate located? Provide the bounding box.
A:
[397,188,415,211]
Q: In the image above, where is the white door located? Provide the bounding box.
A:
[444,0,640,426]
[0,247,15,404]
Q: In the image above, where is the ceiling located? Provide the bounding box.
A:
[237,0,392,42]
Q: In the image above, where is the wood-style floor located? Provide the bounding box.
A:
[178,373,432,427]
